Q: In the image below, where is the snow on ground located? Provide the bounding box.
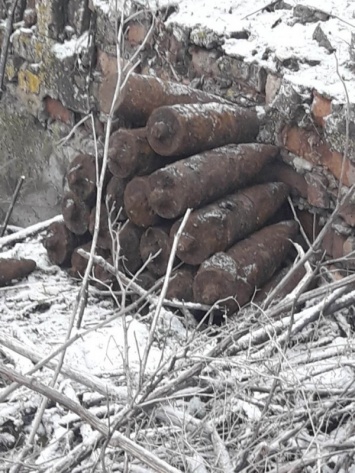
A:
[0,236,184,382]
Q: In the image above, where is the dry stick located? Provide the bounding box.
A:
[0,175,25,237]
[0,281,160,402]
[139,208,192,387]
[0,333,128,401]
[0,0,19,98]
[263,184,355,308]
[0,364,181,473]
[0,214,63,250]
[266,50,353,308]
[77,250,211,311]
[9,113,102,473]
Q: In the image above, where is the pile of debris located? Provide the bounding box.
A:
[45,73,300,313]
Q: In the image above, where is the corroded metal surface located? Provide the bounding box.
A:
[118,221,144,274]
[105,175,128,221]
[124,176,162,227]
[193,221,299,312]
[66,154,98,205]
[171,182,289,265]
[166,266,196,302]
[61,191,91,235]
[149,144,279,219]
[139,223,175,276]
[147,102,259,157]
[108,128,173,179]
[43,221,83,267]
[0,258,36,287]
[101,72,229,124]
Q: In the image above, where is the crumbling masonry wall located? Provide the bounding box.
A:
[0,0,355,264]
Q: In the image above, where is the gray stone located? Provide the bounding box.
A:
[68,0,91,36]
[272,82,303,120]
[35,0,66,41]
[313,24,334,54]
[293,4,330,24]
[190,26,224,50]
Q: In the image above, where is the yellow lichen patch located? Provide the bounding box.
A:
[18,69,43,94]
[6,64,17,81]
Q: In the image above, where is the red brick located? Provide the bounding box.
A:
[96,49,118,77]
[339,203,355,227]
[311,92,332,127]
[281,126,355,187]
[44,97,74,125]
[296,210,320,244]
[189,46,220,77]
[257,162,307,198]
[342,236,355,268]
[322,227,347,259]
[126,22,150,46]
[305,171,330,208]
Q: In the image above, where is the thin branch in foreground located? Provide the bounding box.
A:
[0,214,63,250]
[0,363,181,473]
[139,208,192,386]
[0,175,25,237]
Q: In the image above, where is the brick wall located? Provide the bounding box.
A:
[0,1,354,265]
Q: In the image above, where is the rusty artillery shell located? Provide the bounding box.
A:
[62,191,91,235]
[193,221,299,312]
[119,221,144,274]
[147,102,259,157]
[171,182,289,265]
[0,258,36,287]
[254,264,307,304]
[149,144,279,219]
[69,242,109,278]
[67,154,111,204]
[100,72,229,125]
[139,223,177,276]
[108,128,173,179]
[44,221,81,267]
[66,154,97,204]
[89,205,112,250]
[131,271,158,312]
[124,176,162,228]
[106,175,127,221]
[166,266,196,302]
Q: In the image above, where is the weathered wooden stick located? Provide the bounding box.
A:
[108,127,174,179]
[171,182,289,265]
[0,214,63,250]
[100,72,230,124]
[124,176,162,227]
[69,241,109,278]
[193,221,299,312]
[140,223,176,276]
[0,364,182,473]
[147,102,259,157]
[0,175,25,237]
[0,258,36,287]
[89,204,111,250]
[43,221,84,267]
[62,191,91,235]
[149,144,279,219]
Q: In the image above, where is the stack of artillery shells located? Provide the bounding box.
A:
[44,72,299,314]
